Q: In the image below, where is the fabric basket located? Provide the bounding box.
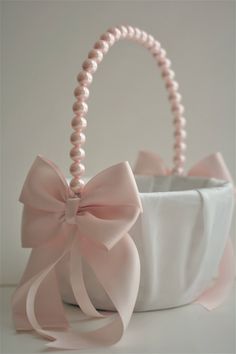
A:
[58,173,234,311]
[12,25,235,350]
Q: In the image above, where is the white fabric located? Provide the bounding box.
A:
[57,176,234,311]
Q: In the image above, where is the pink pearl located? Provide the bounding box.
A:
[160,58,171,69]
[150,41,161,55]
[77,71,93,86]
[71,116,87,130]
[134,27,141,40]
[118,25,128,38]
[169,92,182,103]
[70,178,85,194]
[157,53,169,66]
[100,32,115,46]
[70,147,85,161]
[174,142,187,153]
[166,79,179,91]
[70,162,85,177]
[171,100,183,111]
[157,48,166,61]
[74,86,89,100]
[127,25,135,38]
[82,59,98,74]
[72,101,88,115]
[140,31,148,43]
[88,49,103,63]
[70,131,86,145]
[107,27,121,40]
[94,40,109,54]
[172,103,185,115]
[162,68,175,80]
[174,130,187,142]
[144,34,154,49]
[173,117,186,129]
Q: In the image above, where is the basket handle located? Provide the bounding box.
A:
[69,25,187,194]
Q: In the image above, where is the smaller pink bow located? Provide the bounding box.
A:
[12,155,142,350]
[134,150,235,310]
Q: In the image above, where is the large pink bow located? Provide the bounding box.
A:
[12,155,142,349]
[134,150,235,310]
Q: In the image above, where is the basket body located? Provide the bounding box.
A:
[58,175,234,311]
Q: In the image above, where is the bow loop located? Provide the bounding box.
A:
[19,155,69,212]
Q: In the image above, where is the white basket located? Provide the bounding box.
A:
[58,175,234,311]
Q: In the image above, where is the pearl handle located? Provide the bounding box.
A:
[70,25,187,194]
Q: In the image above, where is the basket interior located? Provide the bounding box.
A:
[134,175,226,193]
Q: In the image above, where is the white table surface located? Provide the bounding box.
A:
[1,285,235,354]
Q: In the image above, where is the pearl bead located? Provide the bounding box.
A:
[70,131,86,145]
[169,92,182,103]
[172,103,185,115]
[127,25,135,38]
[70,178,85,194]
[70,147,85,161]
[71,116,87,130]
[145,34,154,49]
[174,130,187,142]
[150,41,161,55]
[94,40,109,54]
[70,162,85,177]
[73,101,88,115]
[158,48,167,58]
[88,49,103,63]
[140,31,148,43]
[77,71,93,86]
[157,53,168,66]
[166,79,179,91]
[134,27,141,40]
[74,86,89,100]
[100,32,115,46]
[162,68,175,80]
[160,58,171,69]
[107,27,121,40]
[174,142,187,153]
[82,59,98,74]
[173,117,186,129]
[118,25,128,38]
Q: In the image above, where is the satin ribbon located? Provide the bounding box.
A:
[12,155,142,349]
[134,150,235,310]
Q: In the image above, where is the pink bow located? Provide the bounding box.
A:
[12,155,142,349]
[134,150,235,310]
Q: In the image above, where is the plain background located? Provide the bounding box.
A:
[1,0,235,285]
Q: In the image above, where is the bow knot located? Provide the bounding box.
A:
[65,197,81,224]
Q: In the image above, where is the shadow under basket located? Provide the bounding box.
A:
[58,174,234,312]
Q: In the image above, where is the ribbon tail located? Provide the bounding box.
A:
[195,238,235,310]
[12,235,72,332]
[46,233,140,349]
[69,237,104,318]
